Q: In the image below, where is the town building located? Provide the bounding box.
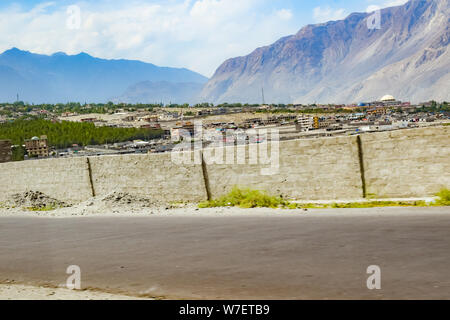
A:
[25,135,49,158]
[379,95,402,106]
[296,115,314,132]
[0,140,12,163]
[313,116,335,129]
[80,117,97,123]
[159,112,181,121]
[122,115,137,122]
[143,115,159,123]
[368,106,387,116]
[170,124,196,141]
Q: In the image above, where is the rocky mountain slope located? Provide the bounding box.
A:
[199,0,450,104]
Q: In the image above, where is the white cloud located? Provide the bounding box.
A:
[313,6,347,23]
[0,0,299,77]
[276,9,293,21]
[366,5,381,13]
[366,0,409,11]
[383,0,409,7]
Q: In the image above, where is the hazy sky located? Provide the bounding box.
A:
[0,0,408,76]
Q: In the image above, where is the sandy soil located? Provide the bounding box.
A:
[0,283,149,300]
[0,205,308,218]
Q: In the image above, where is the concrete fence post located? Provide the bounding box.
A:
[356,135,367,198]
[200,151,212,201]
[86,157,96,197]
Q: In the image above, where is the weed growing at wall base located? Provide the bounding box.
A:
[436,188,450,206]
[25,204,61,212]
[330,201,428,208]
[199,187,292,209]
[198,188,450,210]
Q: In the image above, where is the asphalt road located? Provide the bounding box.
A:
[0,207,449,299]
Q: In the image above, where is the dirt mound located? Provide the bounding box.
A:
[1,191,187,216]
[9,191,69,209]
[51,192,167,216]
[101,192,162,208]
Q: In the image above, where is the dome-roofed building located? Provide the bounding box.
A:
[25,135,49,158]
[379,94,402,106]
[380,95,396,102]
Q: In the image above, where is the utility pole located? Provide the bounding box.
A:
[261,87,265,106]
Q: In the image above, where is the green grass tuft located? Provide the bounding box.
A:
[199,187,291,209]
[25,205,59,212]
[436,188,450,206]
[330,200,428,208]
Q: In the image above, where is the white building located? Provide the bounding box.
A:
[296,115,314,131]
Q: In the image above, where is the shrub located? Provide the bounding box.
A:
[199,187,291,209]
[436,188,450,206]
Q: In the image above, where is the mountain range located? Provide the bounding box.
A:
[0,0,448,105]
[114,81,205,105]
[200,0,450,104]
[0,48,207,104]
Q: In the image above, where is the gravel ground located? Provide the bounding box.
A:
[0,204,307,218]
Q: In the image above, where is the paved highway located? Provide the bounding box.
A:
[0,207,449,299]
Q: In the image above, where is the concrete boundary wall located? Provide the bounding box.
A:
[361,126,450,198]
[203,135,363,200]
[0,127,448,204]
[0,157,92,203]
[87,151,207,203]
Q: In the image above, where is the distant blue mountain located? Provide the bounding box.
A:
[0,48,208,104]
[115,81,205,105]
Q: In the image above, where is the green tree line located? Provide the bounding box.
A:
[0,119,163,149]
